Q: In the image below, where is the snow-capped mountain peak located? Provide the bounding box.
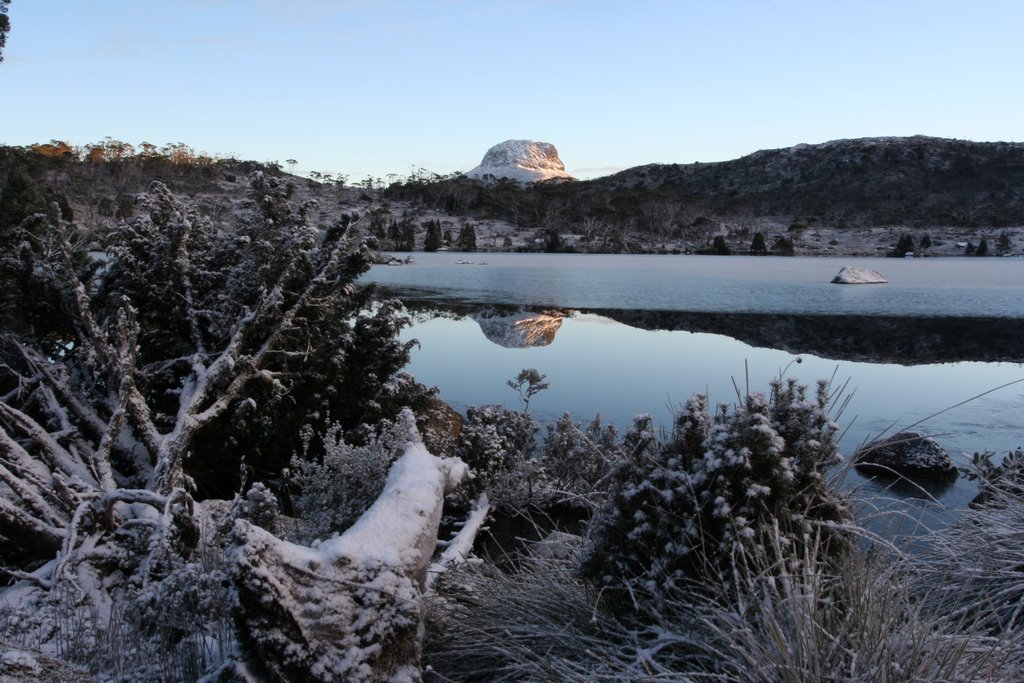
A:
[467,139,575,183]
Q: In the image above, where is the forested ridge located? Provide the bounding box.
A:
[386,135,1024,237]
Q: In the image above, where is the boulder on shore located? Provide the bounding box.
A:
[853,431,959,483]
[831,266,888,284]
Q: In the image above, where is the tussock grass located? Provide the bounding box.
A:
[423,540,711,682]
[686,525,1022,682]
[425,518,1024,682]
[916,474,1024,635]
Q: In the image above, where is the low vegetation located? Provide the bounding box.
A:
[425,392,1024,682]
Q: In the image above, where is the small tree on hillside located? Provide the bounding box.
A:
[750,232,767,255]
[890,233,915,257]
[397,216,416,251]
[996,231,1012,254]
[772,235,795,256]
[423,219,442,252]
[976,237,989,256]
[457,223,477,251]
[543,228,565,253]
[712,235,731,255]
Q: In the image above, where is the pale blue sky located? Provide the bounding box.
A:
[2,1,1021,181]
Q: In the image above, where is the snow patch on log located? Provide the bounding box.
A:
[427,492,491,589]
[318,443,468,586]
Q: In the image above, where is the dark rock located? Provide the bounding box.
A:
[854,431,959,482]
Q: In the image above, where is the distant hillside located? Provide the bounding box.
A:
[385,136,1024,248]
[3,136,1022,256]
[0,142,366,241]
[601,136,1024,227]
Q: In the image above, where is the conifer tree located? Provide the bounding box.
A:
[423,219,442,251]
[996,231,1012,254]
[891,233,915,257]
[0,0,10,64]
[0,165,49,237]
[457,223,477,251]
[750,232,767,254]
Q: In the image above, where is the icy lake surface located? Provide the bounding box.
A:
[367,253,1023,317]
[365,253,1024,517]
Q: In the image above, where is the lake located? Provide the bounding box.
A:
[365,253,1024,516]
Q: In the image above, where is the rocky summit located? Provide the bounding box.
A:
[467,139,574,183]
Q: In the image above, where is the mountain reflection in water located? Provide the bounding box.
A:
[404,300,1024,365]
[469,309,567,348]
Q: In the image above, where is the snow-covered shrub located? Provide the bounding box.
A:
[289,411,418,542]
[118,558,235,681]
[967,447,1024,505]
[581,379,851,603]
[451,403,539,508]
[237,481,280,533]
[540,413,622,509]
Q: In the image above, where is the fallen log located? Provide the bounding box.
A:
[232,428,469,683]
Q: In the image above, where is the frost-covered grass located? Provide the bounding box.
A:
[689,530,1022,682]
[915,454,1024,635]
[425,523,1023,682]
[424,543,707,682]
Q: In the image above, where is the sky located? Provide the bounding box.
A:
[1,1,1022,182]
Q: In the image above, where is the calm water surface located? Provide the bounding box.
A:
[365,253,1024,516]
[368,252,1023,317]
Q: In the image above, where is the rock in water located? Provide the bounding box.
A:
[853,431,959,482]
[467,140,575,183]
[831,266,888,284]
